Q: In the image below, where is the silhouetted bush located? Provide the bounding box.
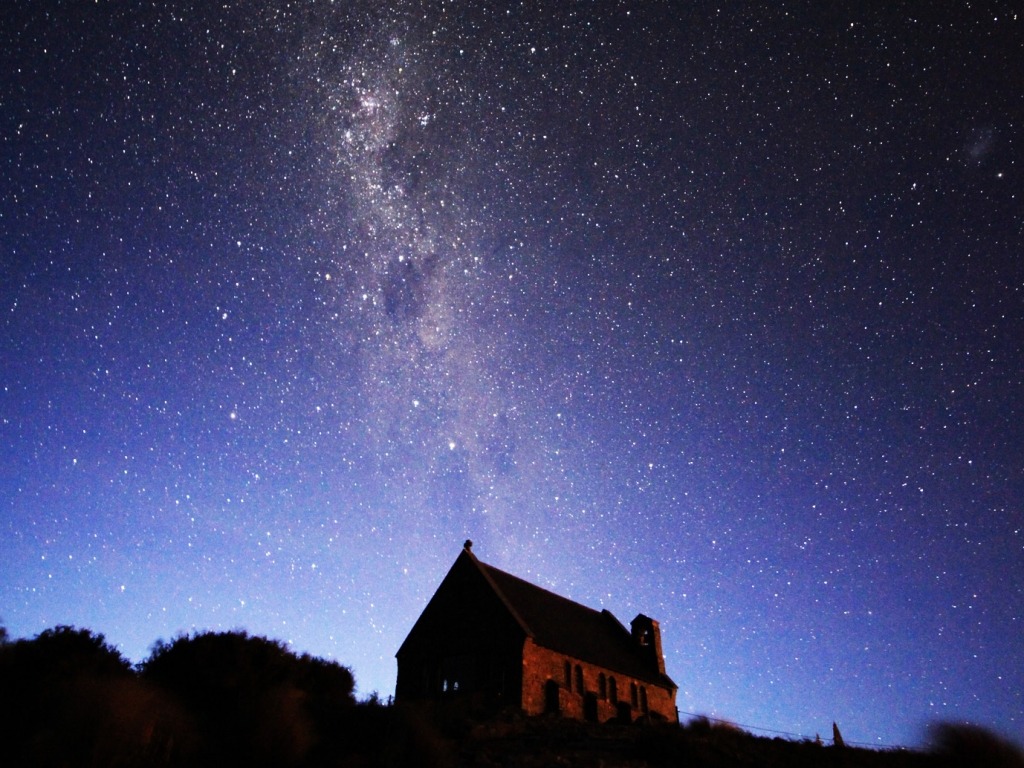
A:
[330,700,453,768]
[929,722,1024,768]
[0,626,188,768]
[0,625,363,768]
[140,630,355,767]
[4,624,131,679]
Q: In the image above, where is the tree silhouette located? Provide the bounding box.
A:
[5,625,131,678]
[0,625,184,767]
[141,630,355,766]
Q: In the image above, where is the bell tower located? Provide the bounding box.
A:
[630,614,666,675]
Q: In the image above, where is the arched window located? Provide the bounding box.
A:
[564,660,572,690]
[544,679,560,713]
[575,665,584,696]
[630,682,638,708]
[608,676,618,703]
[598,673,607,700]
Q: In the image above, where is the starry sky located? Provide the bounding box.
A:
[2,0,1021,749]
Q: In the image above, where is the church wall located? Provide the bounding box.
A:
[521,638,677,723]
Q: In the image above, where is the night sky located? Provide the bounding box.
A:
[2,0,1021,748]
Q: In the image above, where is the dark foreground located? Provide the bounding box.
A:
[3,626,1021,767]
[386,708,1022,768]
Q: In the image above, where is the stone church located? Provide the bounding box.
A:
[395,542,678,723]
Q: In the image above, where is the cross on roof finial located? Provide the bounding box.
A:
[464,539,473,551]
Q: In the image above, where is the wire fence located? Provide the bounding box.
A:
[676,709,910,751]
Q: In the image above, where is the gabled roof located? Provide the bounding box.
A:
[465,548,676,690]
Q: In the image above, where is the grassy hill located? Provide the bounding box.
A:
[347,701,1023,768]
[392,708,921,768]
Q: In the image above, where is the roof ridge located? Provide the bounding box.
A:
[460,548,535,639]
[480,559,611,618]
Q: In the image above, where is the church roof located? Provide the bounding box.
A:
[465,547,677,690]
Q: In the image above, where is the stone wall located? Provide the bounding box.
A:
[520,638,677,723]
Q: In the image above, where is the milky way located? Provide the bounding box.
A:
[302,6,568,554]
[2,0,1021,747]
